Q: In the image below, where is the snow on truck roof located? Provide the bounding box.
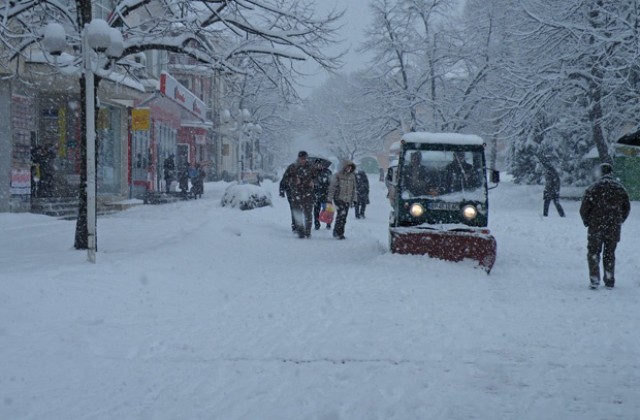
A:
[401,132,484,146]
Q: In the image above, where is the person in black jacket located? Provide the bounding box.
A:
[354,170,370,219]
[313,161,333,230]
[542,165,565,217]
[279,151,317,238]
[163,154,175,193]
[191,163,205,199]
[579,163,630,289]
[178,161,190,198]
[443,151,480,193]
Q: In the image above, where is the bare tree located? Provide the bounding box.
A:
[490,1,640,179]
[304,73,383,162]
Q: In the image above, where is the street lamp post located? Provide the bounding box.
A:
[43,19,123,263]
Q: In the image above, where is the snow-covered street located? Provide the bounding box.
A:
[2,177,640,420]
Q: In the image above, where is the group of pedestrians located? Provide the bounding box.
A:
[163,154,206,199]
[279,151,369,240]
[279,151,630,290]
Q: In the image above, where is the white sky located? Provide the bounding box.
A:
[297,0,374,97]
[2,176,640,418]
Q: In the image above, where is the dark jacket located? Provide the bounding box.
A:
[355,170,370,204]
[164,156,175,180]
[178,163,190,191]
[580,175,630,242]
[191,166,205,195]
[402,162,436,196]
[280,160,317,203]
[314,167,333,202]
[543,167,561,200]
[443,157,480,193]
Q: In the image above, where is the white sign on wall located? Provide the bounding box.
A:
[159,72,207,121]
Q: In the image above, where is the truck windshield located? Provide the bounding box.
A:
[400,149,485,198]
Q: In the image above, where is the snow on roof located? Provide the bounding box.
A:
[402,132,484,146]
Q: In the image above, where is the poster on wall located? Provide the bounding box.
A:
[10,169,31,195]
[11,95,34,195]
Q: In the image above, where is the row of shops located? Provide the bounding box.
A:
[0,69,259,213]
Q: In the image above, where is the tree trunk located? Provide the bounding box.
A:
[588,79,612,165]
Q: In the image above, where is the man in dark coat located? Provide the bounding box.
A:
[579,163,630,289]
[354,170,370,219]
[401,151,438,197]
[443,151,480,193]
[279,151,317,238]
[313,161,333,230]
[191,163,205,199]
[163,154,175,193]
[279,164,296,232]
[178,161,190,198]
[542,165,565,217]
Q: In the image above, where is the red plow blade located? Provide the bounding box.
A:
[390,227,497,273]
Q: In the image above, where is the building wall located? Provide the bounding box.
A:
[0,80,11,212]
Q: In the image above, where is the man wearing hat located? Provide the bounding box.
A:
[279,151,317,238]
[580,163,630,289]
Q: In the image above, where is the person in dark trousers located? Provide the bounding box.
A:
[354,170,370,219]
[279,159,297,232]
[327,161,357,240]
[191,163,205,199]
[163,154,175,193]
[31,145,56,197]
[178,161,190,198]
[313,160,333,230]
[579,163,630,290]
[279,151,317,238]
[542,165,565,217]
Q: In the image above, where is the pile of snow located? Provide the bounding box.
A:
[220,183,272,210]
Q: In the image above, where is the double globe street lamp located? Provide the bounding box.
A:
[42,19,124,263]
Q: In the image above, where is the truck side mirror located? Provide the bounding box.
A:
[387,167,397,185]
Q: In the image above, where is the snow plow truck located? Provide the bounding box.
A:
[389,132,500,273]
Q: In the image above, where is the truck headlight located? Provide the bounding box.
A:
[462,204,477,220]
[409,203,425,217]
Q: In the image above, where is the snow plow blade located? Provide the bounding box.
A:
[390,227,497,273]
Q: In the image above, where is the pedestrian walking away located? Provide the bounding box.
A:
[163,154,176,193]
[313,160,333,230]
[279,161,296,233]
[579,163,630,290]
[354,170,370,219]
[542,164,565,217]
[191,163,206,199]
[327,161,357,240]
[178,161,190,198]
[279,151,317,238]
